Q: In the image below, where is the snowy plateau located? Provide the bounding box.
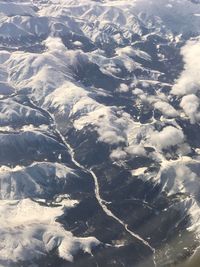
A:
[1,0,200,266]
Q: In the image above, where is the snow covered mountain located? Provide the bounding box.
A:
[1,0,200,266]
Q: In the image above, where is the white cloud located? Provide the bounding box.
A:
[110,148,127,160]
[154,101,178,117]
[159,162,200,198]
[176,142,191,156]
[74,107,130,145]
[150,126,185,150]
[43,37,66,51]
[132,88,144,95]
[110,144,146,161]
[125,144,146,156]
[117,83,129,93]
[180,94,200,123]
[172,39,200,96]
